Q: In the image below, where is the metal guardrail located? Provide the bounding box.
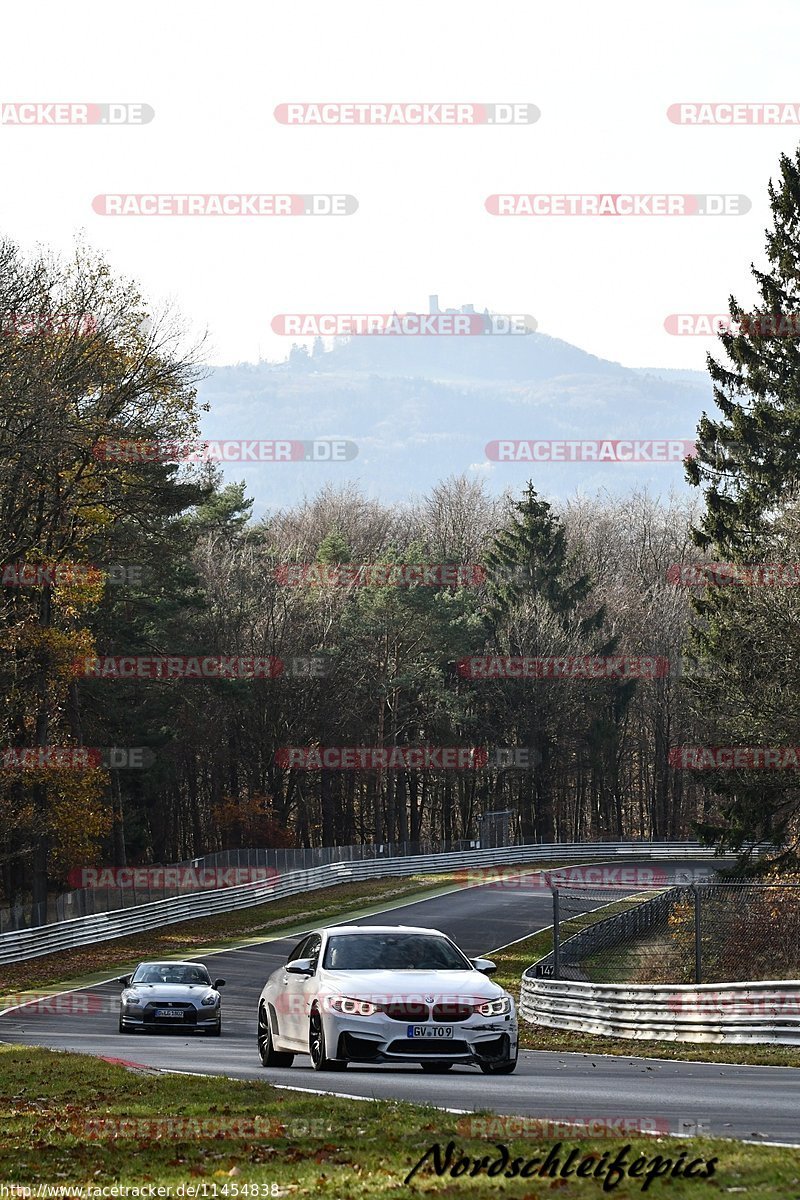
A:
[519,974,800,1045]
[0,841,723,966]
[43,834,715,930]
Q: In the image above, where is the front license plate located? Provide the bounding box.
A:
[155,1008,184,1018]
[407,1025,454,1038]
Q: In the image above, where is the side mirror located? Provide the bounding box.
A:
[472,958,497,975]
[213,979,226,989]
[119,976,132,989]
[285,958,314,976]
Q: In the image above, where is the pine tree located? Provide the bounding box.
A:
[477,483,631,840]
[485,483,597,625]
[687,147,800,558]
[684,148,800,866]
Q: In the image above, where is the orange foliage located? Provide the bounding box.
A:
[215,794,297,849]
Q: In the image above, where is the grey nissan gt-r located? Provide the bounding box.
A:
[117,960,226,1035]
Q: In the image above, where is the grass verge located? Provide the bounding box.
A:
[0,1045,797,1196]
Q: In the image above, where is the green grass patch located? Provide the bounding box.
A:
[580,936,658,984]
[0,1045,797,1196]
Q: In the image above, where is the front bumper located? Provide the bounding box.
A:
[120,1004,220,1031]
[324,1011,518,1065]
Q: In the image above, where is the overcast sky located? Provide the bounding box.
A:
[2,0,798,370]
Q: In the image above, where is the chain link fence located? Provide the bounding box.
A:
[534,882,800,985]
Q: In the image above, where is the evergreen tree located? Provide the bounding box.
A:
[476,484,631,840]
[687,147,800,558]
[684,148,800,866]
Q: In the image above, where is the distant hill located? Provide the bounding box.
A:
[196,330,714,515]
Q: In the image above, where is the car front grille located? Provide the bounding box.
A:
[143,1003,196,1025]
[432,1003,473,1022]
[383,1003,429,1021]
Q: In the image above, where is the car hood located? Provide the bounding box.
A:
[126,984,216,1003]
[318,969,508,1003]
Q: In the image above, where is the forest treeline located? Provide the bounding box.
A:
[5,147,800,911]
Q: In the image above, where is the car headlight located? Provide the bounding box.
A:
[476,996,512,1016]
[326,996,378,1016]
[201,993,220,1007]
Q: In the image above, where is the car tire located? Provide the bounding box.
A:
[206,1021,222,1037]
[309,1009,347,1071]
[258,1005,294,1067]
[420,1061,453,1072]
[479,1049,518,1075]
[118,1016,133,1034]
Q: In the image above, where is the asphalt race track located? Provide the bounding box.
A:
[2,859,798,1144]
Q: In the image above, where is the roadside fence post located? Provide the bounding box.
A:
[693,883,702,984]
[552,886,561,979]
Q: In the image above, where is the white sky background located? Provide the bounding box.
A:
[1,0,799,370]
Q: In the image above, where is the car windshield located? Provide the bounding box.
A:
[322,933,471,971]
[132,964,211,985]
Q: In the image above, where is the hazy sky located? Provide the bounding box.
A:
[2,0,799,370]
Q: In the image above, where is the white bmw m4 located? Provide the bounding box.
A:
[257,924,518,1073]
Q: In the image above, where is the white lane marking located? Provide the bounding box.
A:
[272,1083,470,1114]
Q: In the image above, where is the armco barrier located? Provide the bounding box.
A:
[519,974,800,1045]
[0,841,726,966]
